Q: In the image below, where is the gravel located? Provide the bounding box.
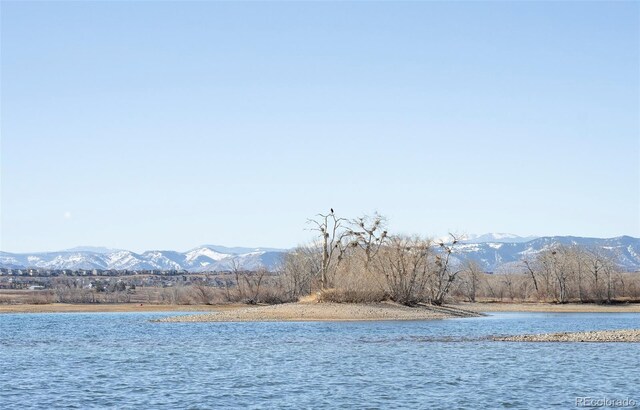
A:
[495,329,640,343]
[155,302,481,322]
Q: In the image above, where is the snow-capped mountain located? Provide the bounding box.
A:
[453,236,640,273]
[0,245,286,272]
[1,236,639,273]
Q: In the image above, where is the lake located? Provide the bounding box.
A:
[1,312,639,409]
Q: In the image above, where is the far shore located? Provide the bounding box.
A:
[458,302,640,313]
[0,303,233,314]
[2,301,640,316]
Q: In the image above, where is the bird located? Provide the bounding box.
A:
[330,208,334,213]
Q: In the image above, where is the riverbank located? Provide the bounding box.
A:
[156,302,482,322]
[495,329,640,342]
[2,301,640,315]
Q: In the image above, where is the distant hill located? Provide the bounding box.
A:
[454,235,640,273]
[0,245,286,272]
[1,236,638,273]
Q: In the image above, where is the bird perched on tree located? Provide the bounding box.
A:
[330,208,334,214]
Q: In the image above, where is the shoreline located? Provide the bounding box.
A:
[155,302,482,322]
[495,329,640,343]
[3,302,639,341]
[458,302,640,313]
[1,301,639,316]
[0,303,235,314]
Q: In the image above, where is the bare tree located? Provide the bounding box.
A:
[459,259,483,302]
[428,234,463,305]
[192,284,212,304]
[243,267,267,304]
[522,258,539,295]
[282,245,321,298]
[347,213,388,267]
[583,248,619,303]
[230,257,244,300]
[372,235,432,305]
[307,209,351,290]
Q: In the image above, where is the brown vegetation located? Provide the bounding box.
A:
[2,211,636,310]
[450,247,640,304]
[283,211,640,307]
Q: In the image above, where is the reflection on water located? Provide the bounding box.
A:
[1,312,639,409]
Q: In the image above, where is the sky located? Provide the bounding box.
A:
[1,1,638,253]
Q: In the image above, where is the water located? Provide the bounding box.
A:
[1,312,639,409]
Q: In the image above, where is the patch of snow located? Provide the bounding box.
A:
[185,247,229,262]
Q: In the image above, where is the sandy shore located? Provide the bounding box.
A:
[2,301,639,315]
[156,302,482,322]
[459,302,640,313]
[495,329,640,343]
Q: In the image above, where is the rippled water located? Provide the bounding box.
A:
[1,311,639,409]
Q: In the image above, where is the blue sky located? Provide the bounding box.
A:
[1,1,638,253]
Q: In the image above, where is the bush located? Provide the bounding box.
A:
[28,292,55,304]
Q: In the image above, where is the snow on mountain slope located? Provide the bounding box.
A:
[453,236,640,272]
[0,245,286,272]
[185,247,229,263]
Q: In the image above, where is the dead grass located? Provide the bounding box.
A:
[0,303,242,314]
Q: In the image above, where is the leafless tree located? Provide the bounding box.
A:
[230,257,244,300]
[307,209,352,290]
[583,248,619,303]
[192,284,212,304]
[243,267,267,304]
[428,234,463,305]
[372,235,432,305]
[347,213,388,267]
[458,259,483,302]
[281,245,321,298]
[522,258,539,295]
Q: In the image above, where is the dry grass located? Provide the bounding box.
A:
[0,303,241,314]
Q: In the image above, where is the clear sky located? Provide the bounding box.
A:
[1,1,638,253]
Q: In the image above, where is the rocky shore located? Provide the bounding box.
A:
[495,329,640,343]
[156,302,482,322]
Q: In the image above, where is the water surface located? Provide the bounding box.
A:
[1,312,639,409]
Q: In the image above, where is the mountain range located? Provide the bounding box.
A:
[1,235,639,273]
[0,245,286,272]
[455,235,640,273]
